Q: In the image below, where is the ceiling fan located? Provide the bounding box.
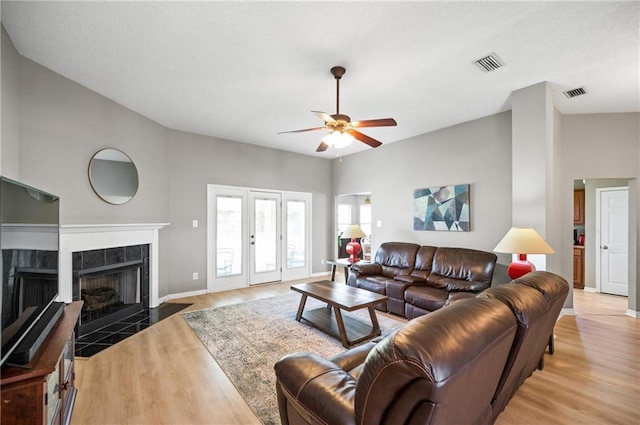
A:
[279,66,397,152]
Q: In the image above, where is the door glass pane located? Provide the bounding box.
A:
[255,198,277,273]
[217,196,242,277]
[287,200,306,269]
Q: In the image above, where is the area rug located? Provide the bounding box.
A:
[181,292,404,425]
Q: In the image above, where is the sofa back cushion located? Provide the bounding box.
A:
[354,297,517,425]
[427,247,497,292]
[373,242,420,278]
[408,245,438,281]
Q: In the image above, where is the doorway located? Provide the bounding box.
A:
[207,185,311,292]
[573,178,632,303]
[596,187,629,296]
[336,193,372,260]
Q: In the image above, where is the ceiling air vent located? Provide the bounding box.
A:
[474,53,504,72]
[563,87,587,98]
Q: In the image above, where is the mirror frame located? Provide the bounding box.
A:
[88,148,139,205]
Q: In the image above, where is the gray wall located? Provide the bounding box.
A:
[333,111,513,267]
[165,129,332,294]
[1,26,20,178]
[1,28,333,298]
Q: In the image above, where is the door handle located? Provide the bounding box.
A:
[602,245,608,250]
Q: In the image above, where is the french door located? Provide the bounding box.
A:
[250,191,281,284]
[207,185,311,292]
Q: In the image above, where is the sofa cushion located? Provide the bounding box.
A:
[408,245,438,281]
[427,247,497,291]
[355,276,388,295]
[373,242,420,278]
[404,285,448,311]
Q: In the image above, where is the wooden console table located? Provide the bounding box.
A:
[1,302,82,425]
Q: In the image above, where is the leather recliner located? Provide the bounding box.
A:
[348,242,497,318]
[274,271,569,425]
[275,297,517,425]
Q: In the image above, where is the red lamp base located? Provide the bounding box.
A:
[508,254,536,279]
[345,239,362,263]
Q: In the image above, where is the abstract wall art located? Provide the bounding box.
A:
[413,184,470,231]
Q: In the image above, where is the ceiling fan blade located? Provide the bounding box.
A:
[351,118,397,128]
[346,129,383,148]
[312,111,337,124]
[316,141,329,152]
[277,127,326,134]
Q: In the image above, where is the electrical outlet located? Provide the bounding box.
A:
[192,220,198,228]
[192,272,198,280]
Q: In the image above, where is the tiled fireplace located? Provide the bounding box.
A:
[73,244,149,335]
[59,223,168,335]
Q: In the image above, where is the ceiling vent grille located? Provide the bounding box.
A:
[563,87,587,98]
[474,53,504,72]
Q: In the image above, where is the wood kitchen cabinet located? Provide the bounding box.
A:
[574,189,585,225]
[1,302,82,425]
[573,247,585,289]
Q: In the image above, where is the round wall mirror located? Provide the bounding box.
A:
[88,148,139,205]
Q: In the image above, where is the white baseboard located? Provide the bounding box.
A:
[582,287,597,293]
[311,271,331,278]
[625,309,639,318]
[558,307,576,318]
[158,289,207,304]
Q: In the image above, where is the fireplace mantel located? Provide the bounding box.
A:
[59,223,169,307]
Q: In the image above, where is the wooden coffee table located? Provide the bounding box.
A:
[291,280,388,348]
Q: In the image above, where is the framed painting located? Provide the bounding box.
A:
[413,184,470,231]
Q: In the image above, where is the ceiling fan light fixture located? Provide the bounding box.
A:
[322,130,354,149]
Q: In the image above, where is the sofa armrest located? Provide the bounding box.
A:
[275,353,357,425]
[329,341,376,372]
[350,262,382,275]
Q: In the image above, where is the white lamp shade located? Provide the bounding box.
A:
[322,130,354,149]
[494,227,555,254]
[341,224,367,239]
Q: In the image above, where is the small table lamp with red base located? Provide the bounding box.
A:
[494,227,555,279]
[341,224,367,263]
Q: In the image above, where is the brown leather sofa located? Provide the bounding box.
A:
[347,242,497,318]
[274,271,569,425]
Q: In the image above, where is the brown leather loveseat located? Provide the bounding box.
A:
[347,242,497,318]
[274,271,569,425]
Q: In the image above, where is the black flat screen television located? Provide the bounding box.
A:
[1,177,62,366]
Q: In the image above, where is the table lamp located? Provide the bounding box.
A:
[494,227,555,279]
[341,224,367,263]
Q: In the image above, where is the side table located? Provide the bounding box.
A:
[325,258,363,283]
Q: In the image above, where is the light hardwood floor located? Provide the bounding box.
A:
[72,279,639,425]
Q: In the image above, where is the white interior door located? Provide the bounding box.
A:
[597,187,629,296]
[249,191,282,285]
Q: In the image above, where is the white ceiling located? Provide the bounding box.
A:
[1,1,638,158]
